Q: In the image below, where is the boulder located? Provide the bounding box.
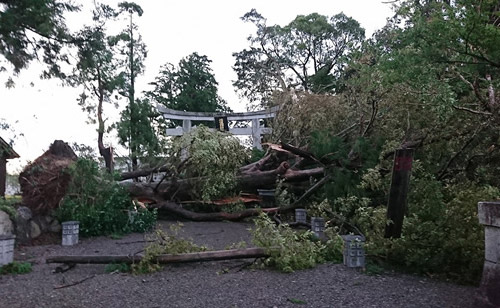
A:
[48,218,61,233]
[0,210,13,235]
[30,221,41,239]
[14,206,32,244]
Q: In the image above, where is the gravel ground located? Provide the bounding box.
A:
[0,220,479,308]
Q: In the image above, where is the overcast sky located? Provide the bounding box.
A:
[1,0,394,173]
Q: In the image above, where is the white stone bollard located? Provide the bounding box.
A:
[310,217,325,239]
[341,235,365,268]
[295,209,307,224]
[61,221,79,246]
[0,234,15,266]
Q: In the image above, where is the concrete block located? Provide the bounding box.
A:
[478,202,500,227]
[484,227,500,263]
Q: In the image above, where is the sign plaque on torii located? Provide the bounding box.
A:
[156,105,279,150]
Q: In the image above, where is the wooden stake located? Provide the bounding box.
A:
[385,148,414,238]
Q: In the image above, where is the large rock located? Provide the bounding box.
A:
[30,221,41,239]
[0,210,13,235]
[48,218,61,233]
[14,206,32,244]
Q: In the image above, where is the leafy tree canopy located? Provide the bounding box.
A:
[147,52,230,114]
[233,9,365,106]
[0,0,78,80]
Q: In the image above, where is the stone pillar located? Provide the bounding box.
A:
[478,201,500,307]
[251,119,262,150]
[182,119,192,134]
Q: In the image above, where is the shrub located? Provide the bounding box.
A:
[56,159,157,237]
[354,164,500,284]
[0,198,17,218]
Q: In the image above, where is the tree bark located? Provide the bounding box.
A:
[122,165,325,202]
[46,247,272,264]
[119,165,170,181]
[154,201,279,221]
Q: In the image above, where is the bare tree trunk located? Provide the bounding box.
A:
[154,201,278,221]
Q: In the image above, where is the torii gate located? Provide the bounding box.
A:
[156,105,279,149]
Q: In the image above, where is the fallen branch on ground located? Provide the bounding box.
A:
[46,247,274,265]
[53,274,96,290]
[154,201,279,221]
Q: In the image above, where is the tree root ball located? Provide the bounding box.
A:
[19,140,77,215]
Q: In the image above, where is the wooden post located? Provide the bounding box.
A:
[384,148,414,238]
[0,157,6,198]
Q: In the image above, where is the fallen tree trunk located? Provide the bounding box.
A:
[122,166,325,202]
[154,201,279,221]
[46,247,272,264]
[119,165,171,181]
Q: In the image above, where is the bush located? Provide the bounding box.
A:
[0,197,17,218]
[354,164,500,284]
[56,159,157,237]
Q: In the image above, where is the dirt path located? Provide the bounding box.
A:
[0,220,478,308]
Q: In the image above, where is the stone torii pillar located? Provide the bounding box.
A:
[157,105,279,150]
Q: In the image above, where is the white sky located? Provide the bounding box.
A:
[1,0,394,173]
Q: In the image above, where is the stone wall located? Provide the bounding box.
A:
[0,206,61,244]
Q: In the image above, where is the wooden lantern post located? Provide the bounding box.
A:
[0,137,20,198]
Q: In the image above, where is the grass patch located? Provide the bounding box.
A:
[105,263,131,273]
[287,298,307,305]
[0,262,32,275]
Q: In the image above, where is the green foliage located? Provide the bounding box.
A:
[111,2,149,170]
[105,262,131,273]
[309,133,383,204]
[0,197,18,218]
[132,223,207,274]
[251,213,343,272]
[355,165,500,284]
[220,201,246,214]
[147,52,231,120]
[249,148,266,163]
[274,179,292,207]
[56,159,157,237]
[224,241,247,250]
[116,98,163,160]
[0,0,78,77]
[0,262,32,275]
[171,126,246,201]
[287,298,307,305]
[233,10,365,106]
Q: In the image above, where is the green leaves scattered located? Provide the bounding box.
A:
[251,213,343,273]
[171,126,246,201]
